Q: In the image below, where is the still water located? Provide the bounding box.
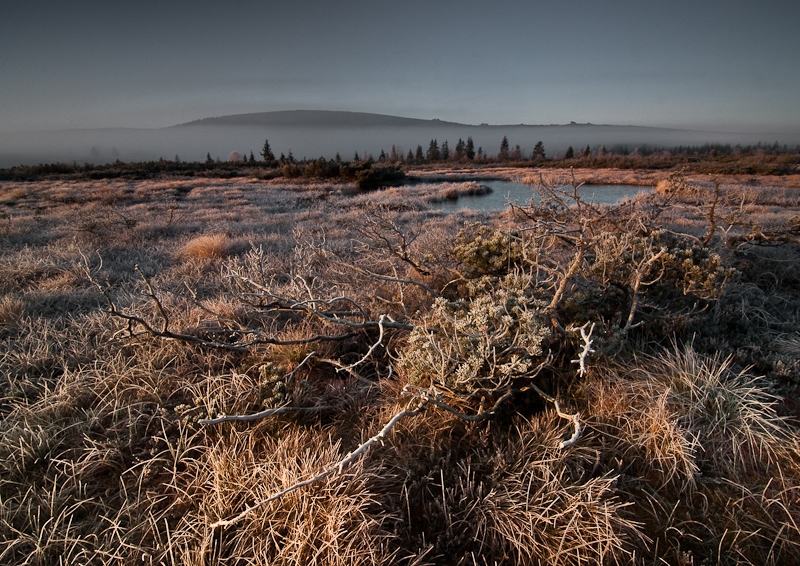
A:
[431,181,652,212]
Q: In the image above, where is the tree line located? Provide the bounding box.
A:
[2,137,799,182]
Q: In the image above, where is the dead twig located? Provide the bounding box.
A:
[570,322,596,377]
[198,405,334,426]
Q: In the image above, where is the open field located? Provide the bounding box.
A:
[2,166,800,565]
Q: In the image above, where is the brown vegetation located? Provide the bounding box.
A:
[1,166,799,565]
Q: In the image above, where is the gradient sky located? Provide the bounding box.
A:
[2,0,798,135]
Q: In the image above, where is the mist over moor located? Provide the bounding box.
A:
[2,111,798,168]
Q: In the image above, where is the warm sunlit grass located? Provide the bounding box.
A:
[179,233,233,260]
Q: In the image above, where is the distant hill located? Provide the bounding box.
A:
[175,110,464,129]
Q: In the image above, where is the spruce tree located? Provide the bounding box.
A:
[466,137,476,160]
[260,139,275,163]
[532,141,546,160]
[455,138,466,159]
[499,136,510,160]
[426,139,441,162]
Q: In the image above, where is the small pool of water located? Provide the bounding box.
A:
[431,181,652,212]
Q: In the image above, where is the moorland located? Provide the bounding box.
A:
[2,151,800,565]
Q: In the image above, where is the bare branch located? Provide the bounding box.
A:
[337,314,387,372]
[83,260,362,351]
[228,273,417,331]
[331,260,441,298]
[570,322,596,377]
[401,384,515,422]
[198,404,333,426]
[703,177,721,247]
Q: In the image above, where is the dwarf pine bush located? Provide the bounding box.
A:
[453,224,524,276]
[400,271,550,395]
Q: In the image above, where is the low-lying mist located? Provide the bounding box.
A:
[2,112,799,167]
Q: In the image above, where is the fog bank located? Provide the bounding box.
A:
[2,112,798,168]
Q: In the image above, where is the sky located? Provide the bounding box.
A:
[2,0,799,136]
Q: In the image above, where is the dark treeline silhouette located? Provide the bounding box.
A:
[3,140,799,182]
[0,153,406,188]
[544,142,800,175]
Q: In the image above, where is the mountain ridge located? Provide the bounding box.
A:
[174,110,465,129]
[173,110,683,132]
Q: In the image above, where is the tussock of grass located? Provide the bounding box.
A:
[179,233,232,260]
[0,296,24,328]
[581,345,800,564]
[774,334,800,357]
[183,427,398,565]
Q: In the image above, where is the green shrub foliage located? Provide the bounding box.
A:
[400,272,550,394]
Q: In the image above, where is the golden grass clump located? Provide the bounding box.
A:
[180,427,398,566]
[179,233,232,260]
[0,295,25,328]
[581,345,800,564]
[585,346,795,484]
[460,417,642,565]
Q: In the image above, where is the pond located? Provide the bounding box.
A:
[430,180,652,212]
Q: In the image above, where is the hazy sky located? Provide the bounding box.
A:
[2,0,798,135]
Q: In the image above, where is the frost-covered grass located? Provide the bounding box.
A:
[1,169,799,565]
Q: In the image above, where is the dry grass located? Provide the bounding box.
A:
[179,233,233,260]
[580,345,800,564]
[0,296,25,328]
[181,427,398,565]
[2,167,800,565]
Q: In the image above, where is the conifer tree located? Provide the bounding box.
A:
[532,141,546,160]
[260,139,275,163]
[499,136,510,160]
[455,138,466,159]
[426,139,441,161]
[466,136,476,160]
